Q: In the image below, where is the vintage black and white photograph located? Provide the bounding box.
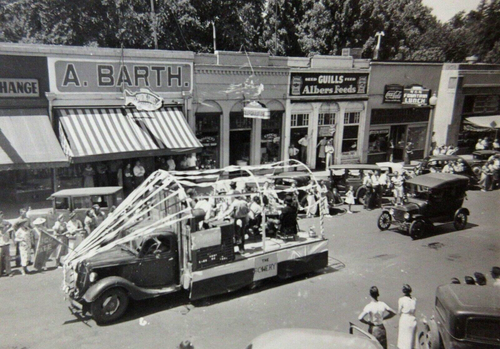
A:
[0,0,499,348]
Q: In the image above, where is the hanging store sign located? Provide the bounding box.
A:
[123,88,163,111]
[50,58,192,94]
[318,125,336,137]
[402,86,431,106]
[199,136,217,147]
[0,78,40,98]
[383,85,404,104]
[290,72,369,97]
[243,101,270,119]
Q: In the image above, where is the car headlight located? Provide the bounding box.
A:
[404,212,411,220]
[389,209,395,215]
[89,272,98,283]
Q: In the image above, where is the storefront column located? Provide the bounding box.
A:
[220,107,231,168]
[308,103,320,169]
[334,103,346,165]
[250,118,262,165]
[283,100,292,162]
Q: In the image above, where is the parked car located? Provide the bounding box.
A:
[377,173,470,239]
[245,323,383,349]
[27,186,124,227]
[418,284,500,349]
[467,150,500,176]
[329,164,394,204]
[414,155,478,186]
[272,171,311,202]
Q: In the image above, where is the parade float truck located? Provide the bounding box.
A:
[62,162,329,324]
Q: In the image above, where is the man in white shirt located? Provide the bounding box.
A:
[358,286,396,349]
[298,135,308,163]
[185,154,197,170]
[167,156,176,171]
[491,266,500,287]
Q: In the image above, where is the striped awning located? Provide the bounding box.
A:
[0,113,68,170]
[57,107,202,163]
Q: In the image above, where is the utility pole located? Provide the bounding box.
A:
[150,0,158,49]
[211,20,217,52]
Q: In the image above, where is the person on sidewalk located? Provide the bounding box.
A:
[358,286,396,349]
[0,212,13,277]
[298,134,308,164]
[133,160,146,187]
[14,219,32,276]
[397,284,417,349]
[325,139,334,169]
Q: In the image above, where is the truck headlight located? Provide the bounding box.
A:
[389,209,395,215]
[404,212,411,220]
[89,272,98,283]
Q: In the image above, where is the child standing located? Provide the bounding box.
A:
[345,186,355,214]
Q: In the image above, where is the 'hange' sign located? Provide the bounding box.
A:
[290,72,368,97]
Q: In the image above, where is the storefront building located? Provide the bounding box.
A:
[432,63,500,153]
[193,51,289,168]
[0,51,68,205]
[285,54,370,168]
[1,44,202,195]
[364,62,443,164]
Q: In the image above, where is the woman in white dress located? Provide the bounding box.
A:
[397,284,417,349]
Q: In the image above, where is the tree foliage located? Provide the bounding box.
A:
[0,0,499,63]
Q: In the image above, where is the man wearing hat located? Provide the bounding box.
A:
[93,204,107,227]
[14,218,32,275]
[0,211,13,276]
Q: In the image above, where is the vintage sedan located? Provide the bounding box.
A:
[414,155,478,186]
[27,187,124,227]
[246,324,383,349]
[418,284,500,349]
[377,173,470,239]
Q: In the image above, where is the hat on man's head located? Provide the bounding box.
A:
[450,277,461,284]
[464,276,475,285]
[474,272,487,286]
[491,266,500,279]
[92,204,100,209]
[33,217,46,226]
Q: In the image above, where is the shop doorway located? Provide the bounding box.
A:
[390,125,407,162]
[290,128,308,164]
[230,130,251,165]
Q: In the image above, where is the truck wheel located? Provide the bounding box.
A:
[377,212,391,231]
[410,219,426,240]
[91,288,129,324]
[453,212,468,230]
[418,320,442,349]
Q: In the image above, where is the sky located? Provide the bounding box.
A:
[422,0,482,22]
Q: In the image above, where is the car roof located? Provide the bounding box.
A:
[406,173,469,189]
[426,155,461,161]
[50,186,123,198]
[329,164,381,170]
[248,329,382,349]
[273,171,311,179]
[436,284,500,318]
[473,150,499,155]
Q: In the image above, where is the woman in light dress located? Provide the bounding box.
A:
[397,284,417,349]
[14,219,32,275]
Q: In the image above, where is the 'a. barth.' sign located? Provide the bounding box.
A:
[123,88,163,111]
[0,78,40,98]
[49,58,192,94]
[244,101,270,119]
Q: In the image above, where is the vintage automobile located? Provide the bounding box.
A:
[377,173,470,239]
[329,164,394,204]
[418,284,500,349]
[467,150,500,176]
[272,171,312,201]
[413,155,478,186]
[27,187,124,227]
[245,324,383,349]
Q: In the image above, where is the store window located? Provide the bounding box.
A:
[473,95,499,114]
[318,113,336,125]
[368,129,390,154]
[407,126,427,151]
[261,111,283,164]
[291,113,309,127]
[196,113,220,169]
[342,112,360,154]
[230,111,251,165]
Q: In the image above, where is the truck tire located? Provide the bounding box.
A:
[410,219,426,240]
[377,212,391,231]
[91,288,129,324]
[418,319,442,349]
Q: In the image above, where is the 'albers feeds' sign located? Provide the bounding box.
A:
[290,72,368,96]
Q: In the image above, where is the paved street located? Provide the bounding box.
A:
[1,189,498,349]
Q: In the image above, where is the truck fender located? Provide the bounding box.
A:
[412,214,429,224]
[82,276,136,303]
[455,207,469,216]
